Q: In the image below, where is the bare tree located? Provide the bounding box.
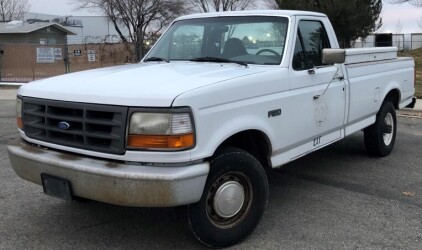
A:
[0,0,30,22]
[262,0,278,9]
[384,0,422,33]
[74,0,187,61]
[394,19,403,50]
[383,0,422,6]
[418,16,422,29]
[189,0,254,12]
[395,19,403,34]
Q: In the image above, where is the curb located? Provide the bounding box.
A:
[0,83,23,90]
[0,82,24,86]
[397,109,422,118]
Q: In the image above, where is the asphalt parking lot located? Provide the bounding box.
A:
[1,90,421,249]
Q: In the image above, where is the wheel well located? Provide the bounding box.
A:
[384,89,400,109]
[214,130,272,168]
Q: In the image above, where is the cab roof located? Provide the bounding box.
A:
[175,10,327,21]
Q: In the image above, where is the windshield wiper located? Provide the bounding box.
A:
[190,57,248,67]
[144,57,170,63]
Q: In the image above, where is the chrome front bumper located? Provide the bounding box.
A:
[7,138,209,207]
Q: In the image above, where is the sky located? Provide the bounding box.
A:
[378,3,421,33]
[27,0,94,16]
[27,0,422,34]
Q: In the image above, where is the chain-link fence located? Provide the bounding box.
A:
[67,43,136,73]
[1,33,422,83]
[352,41,422,51]
[0,44,67,82]
[352,34,422,51]
[0,42,136,83]
[411,33,422,50]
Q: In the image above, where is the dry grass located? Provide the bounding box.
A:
[399,48,422,98]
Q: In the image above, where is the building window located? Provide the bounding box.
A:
[48,38,56,45]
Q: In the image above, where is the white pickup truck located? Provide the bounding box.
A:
[7,10,416,247]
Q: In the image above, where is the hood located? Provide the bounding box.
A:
[18,62,268,107]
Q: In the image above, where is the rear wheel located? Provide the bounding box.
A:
[188,147,269,248]
[364,101,397,156]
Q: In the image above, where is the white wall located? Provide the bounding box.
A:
[353,34,415,51]
[66,16,129,44]
[393,34,405,51]
[412,34,422,50]
[24,12,129,44]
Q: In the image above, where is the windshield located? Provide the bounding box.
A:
[145,16,289,65]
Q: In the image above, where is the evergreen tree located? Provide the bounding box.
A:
[273,0,383,48]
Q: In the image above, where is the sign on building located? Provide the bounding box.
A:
[74,50,82,56]
[54,48,62,60]
[87,50,96,62]
[36,48,55,63]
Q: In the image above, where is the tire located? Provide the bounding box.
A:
[188,147,269,248]
[72,196,91,203]
[364,101,397,157]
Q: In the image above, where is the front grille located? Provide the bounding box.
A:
[22,97,128,155]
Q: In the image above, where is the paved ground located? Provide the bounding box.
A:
[1,97,422,249]
[0,87,19,101]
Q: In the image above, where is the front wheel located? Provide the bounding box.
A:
[364,101,397,157]
[188,147,269,248]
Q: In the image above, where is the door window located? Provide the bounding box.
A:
[293,21,331,70]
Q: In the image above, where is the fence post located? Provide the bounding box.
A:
[411,34,414,51]
[64,43,70,73]
[0,46,3,81]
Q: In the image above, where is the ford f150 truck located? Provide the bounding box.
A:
[7,10,416,247]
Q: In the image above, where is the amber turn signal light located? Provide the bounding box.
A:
[127,134,194,150]
[17,117,23,129]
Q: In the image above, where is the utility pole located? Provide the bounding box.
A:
[0,0,4,22]
[0,48,3,81]
[0,0,3,80]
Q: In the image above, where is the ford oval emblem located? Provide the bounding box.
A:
[58,121,71,130]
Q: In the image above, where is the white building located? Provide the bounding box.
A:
[353,34,405,51]
[24,12,129,44]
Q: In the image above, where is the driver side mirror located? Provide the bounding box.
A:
[322,49,345,64]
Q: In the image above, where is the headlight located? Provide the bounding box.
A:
[127,110,195,150]
[16,97,23,129]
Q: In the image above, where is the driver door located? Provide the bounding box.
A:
[287,19,346,159]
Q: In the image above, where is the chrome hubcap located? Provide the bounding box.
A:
[206,172,252,228]
[383,113,394,146]
[213,181,245,218]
